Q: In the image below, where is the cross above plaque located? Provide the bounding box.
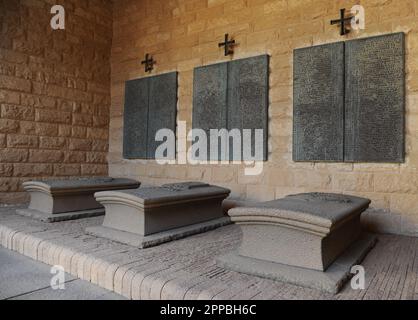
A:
[141,53,155,73]
[330,8,353,36]
[218,33,236,56]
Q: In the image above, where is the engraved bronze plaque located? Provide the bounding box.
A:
[228,55,269,161]
[148,72,178,159]
[193,62,228,161]
[345,33,405,162]
[123,78,149,159]
[293,42,345,162]
[193,56,269,161]
[123,72,178,160]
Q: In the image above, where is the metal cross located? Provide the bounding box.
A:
[218,34,236,56]
[141,53,155,73]
[330,8,353,36]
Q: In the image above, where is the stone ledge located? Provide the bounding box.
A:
[16,208,105,223]
[86,217,231,248]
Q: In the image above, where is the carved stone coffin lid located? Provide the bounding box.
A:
[95,182,231,209]
[22,177,141,196]
[228,193,371,236]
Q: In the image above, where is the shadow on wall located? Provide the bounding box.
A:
[362,208,417,237]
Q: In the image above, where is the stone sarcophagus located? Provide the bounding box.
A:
[17,177,140,222]
[218,193,377,294]
[86,182,231,248]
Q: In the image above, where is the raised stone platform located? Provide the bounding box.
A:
[0,205,416,300]
[218,193,377,293]
[86,182,231,248]
[17,177,140,222]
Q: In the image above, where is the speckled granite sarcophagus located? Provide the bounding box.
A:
[86,182,231,248]
[17,177,140,222]
[217,193,377,294]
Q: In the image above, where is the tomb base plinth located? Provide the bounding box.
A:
[86,217,231,248]
[217,233,377,294]
[16,208,105,223]
[17,177,140,222]
[86,182,231,248]
[217,193,377,293]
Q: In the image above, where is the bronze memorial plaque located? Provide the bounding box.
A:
[193,55,269,161]
[293,42,345,162]
[293,33,405,163]
[123,72,178,160]
[345,33,405,163]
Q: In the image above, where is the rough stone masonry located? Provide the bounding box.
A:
[0,0,112,204]
[1,0,418,237]
[108,0,418,237]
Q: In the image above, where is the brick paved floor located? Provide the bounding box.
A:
[0,205,417,300]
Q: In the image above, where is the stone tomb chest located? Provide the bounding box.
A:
[86,182,231,248]
[218,193,377,294]
[17,177,140,222]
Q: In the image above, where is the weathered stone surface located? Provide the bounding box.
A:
[86,182,231,248]
[217,233,376,295]
[293,42,345,162]
[345,33,405,163]
[228,55,269,161]
[123,72,178,160]
[0,205,417,300]
[227,193,371,270]
[218,193,376,293]
[17,177,140,222]
[87,217,231,248]
[17,208,105,223]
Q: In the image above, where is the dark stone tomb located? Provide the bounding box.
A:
[86,182,231,248]
[218,193,377,294]
[17,177,140,222]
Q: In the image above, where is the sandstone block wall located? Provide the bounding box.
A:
[0,0,112,203]
[109,0,418,236]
